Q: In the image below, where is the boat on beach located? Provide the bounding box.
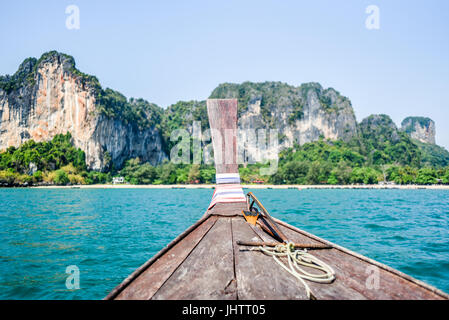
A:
[105,99,448,300]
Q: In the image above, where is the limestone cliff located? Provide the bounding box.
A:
[160,82,358,164]
[1,51,443,171]
[0,51,166,171]
[210,82,358,148]
[401,117,435,144]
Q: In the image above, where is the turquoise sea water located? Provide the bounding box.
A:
[0,188,448,299]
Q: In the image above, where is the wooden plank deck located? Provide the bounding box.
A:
[106,202,448,300]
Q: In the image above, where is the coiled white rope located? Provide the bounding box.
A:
[255,242,336,299]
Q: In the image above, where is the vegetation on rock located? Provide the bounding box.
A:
[210,82,306,125]
[96,89,163,130]
[160,100,207,152]
[401,116,433,135]
[414,140,449,168]
[2,52,449,186]
[0,51,163,131]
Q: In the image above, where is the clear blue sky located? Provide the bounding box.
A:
[1,0,448,148]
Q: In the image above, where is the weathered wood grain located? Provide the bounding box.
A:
[206,99,238,174]
[236,240,332,249]
[109,211,447,300]
[151,217,237,300]
[109,212,448,300]
[276,220,447,300]
[205,201,247,218]
[232,216,368,300]
[115,216,218,300]
[232,216,308,299]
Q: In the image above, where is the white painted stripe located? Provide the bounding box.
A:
[216,173,240,178]
[216,173,241,184]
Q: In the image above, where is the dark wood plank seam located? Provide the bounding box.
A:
[232,217,261,300]
[248,221,276,242]
[230,217,239,300]
[232,217,270,300]
[211,213,242,217]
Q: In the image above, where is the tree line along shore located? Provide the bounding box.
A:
[28,184,449,190]
[1,133,449,188]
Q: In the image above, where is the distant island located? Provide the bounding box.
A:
[1,51,449,187]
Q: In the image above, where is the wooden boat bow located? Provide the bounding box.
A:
[105,99,449,300]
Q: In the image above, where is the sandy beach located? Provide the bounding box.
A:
[29,184,449,190]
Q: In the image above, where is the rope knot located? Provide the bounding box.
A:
[258,241,336,300]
